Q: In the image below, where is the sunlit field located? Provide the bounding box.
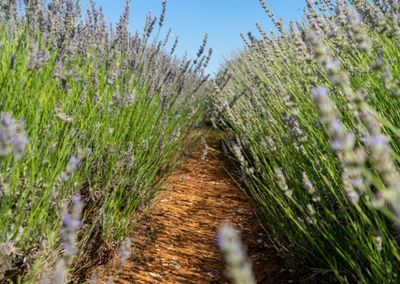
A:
[0,0,400,283]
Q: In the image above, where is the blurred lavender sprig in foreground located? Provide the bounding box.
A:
[52,195,84,284]
[218,224,256,284]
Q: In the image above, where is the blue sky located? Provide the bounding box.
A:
[81,1,306,75]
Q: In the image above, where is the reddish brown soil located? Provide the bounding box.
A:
[93,136,295,283]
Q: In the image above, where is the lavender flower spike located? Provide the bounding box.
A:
[0,113,29,159]
[61,195,84,264]
[218,224,256,284]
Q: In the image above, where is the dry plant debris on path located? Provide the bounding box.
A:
[95,136,294,283]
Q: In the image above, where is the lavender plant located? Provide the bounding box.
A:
[0,0,210,282]
[214,0,400,282]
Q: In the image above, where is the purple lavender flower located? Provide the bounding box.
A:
[364,134,389,150]
[118,237,132,268]
[0,113,29,158]
[61,195,84,263]
[326,59,341,72]
[312,86,365,202]
[311,85,330,100]
[218,224,256,284]
[61,156,81,181]
[331,132,355,151]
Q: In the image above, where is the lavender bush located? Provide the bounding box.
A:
[0,0,210,282]
[214,0,400,282]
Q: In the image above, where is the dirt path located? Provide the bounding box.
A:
[94,136,292,283]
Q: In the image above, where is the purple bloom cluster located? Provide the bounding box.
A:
[0,113,29,159]
[60,156,81,181]
[61,195,83,262]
